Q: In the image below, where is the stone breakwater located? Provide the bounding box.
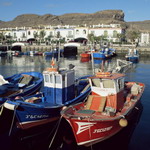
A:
[21,45,150,56]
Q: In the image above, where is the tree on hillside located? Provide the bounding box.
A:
[125,30,140,45]
[117,33,126,43]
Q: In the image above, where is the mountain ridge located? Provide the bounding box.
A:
[0,10,150,31]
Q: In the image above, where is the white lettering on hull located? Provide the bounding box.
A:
[26,115,49,119]
[93,126,113,133]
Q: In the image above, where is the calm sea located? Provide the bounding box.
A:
[0,54,150,150]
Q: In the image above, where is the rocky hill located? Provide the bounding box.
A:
[0,10,125,28]
[0,9,150,32]
[127,20,150,32]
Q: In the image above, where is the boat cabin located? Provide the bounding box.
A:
[88,72,125,114]
[43,67,75,105]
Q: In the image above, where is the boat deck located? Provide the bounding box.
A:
[63,82,144,120]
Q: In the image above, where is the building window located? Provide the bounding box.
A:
[113,30,117,38]
[83,30,86,34]
[104,30,108,37]
[68,31,73,38]
[14,33,17,38]
[22,33,26,38]
[50,31,53,36]
[28,31,31,35]
[76,30,79,34]
[91,31,95,35]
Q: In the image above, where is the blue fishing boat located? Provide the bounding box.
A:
[125,48,139,62]
[92,47,114,59]
[44,48,63,57]
[0,72,43,105]
[2,61,91,130]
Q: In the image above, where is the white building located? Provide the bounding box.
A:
[0,24,125,44]
[55,28,74,41]
[139,33,150,46]
[89,27,122,42]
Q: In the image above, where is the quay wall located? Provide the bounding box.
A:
[21,45,150,56]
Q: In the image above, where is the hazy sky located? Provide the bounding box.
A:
[0,0,150,22]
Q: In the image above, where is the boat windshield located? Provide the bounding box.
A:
[91,78,115,89]
[102,79,114,88]
[91,78,101,87]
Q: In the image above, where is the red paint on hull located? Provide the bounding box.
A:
[67,118,122,146]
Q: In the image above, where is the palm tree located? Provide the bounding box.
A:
[45,35,53,45]
[39,30,46,44]
[33,32,39,45]
[88,33,95,43]
[0,32,5,44]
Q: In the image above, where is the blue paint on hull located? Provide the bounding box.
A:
[0,72,43,104]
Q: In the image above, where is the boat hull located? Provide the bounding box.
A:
[80,53,91,58]
[0,72,43,105]
[66,117,122,146]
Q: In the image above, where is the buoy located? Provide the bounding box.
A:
[119,118,128,127]
[62,106,67,110]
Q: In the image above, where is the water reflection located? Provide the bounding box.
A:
[0,55,149,150]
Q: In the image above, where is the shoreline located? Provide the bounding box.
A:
[0,45,150,56]
[22,45,150,56]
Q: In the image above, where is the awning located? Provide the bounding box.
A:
[12,42,26,46]
[64,42,80,47]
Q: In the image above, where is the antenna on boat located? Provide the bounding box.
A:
[51,57,55,68]
[101,60,105,72]
[58,41,61,63]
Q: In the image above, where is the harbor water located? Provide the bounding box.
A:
[0,54,150,150]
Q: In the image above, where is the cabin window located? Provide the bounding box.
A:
[50,75,54,83]
[55,75,61,84]
[44,74,49,83]
[91,78,101,87]
[118,79,124,90]
[102,80,114,88]
[62,75,65,81]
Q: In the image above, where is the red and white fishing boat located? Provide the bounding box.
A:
[80,51,91,58]
[61,71,145,146]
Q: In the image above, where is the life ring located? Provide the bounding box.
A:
[96,72,111,77]
[46,67,58,72]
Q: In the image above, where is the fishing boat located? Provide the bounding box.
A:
[0,72,43,105]
[92,47,114,59]
[61,70,145,147]
[80,51,91,58]
[125,48,139,62]
[2,60,91,131]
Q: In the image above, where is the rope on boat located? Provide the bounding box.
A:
[0,105,4,115]
[9,106,17,136]
[48,116,62,149]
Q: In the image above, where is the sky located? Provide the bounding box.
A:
[0,0,150,22]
